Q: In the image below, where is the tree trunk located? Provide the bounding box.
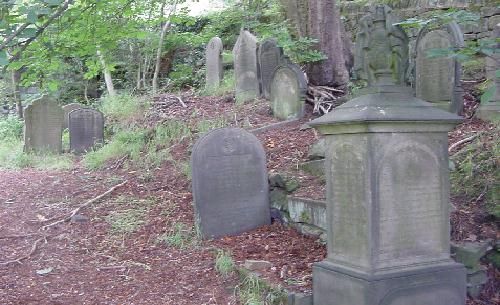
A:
[152,1,177,93]
[307,0,350,87]
[97,48,116,97]
[11,70,22,119]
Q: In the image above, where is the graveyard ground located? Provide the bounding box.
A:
[0,93,498,305]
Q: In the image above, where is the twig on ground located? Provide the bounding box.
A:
[0,233,41,240]
[175,96,187,108]
[41,180,128,231]
[449,134,478,153]
[0,237,46,266]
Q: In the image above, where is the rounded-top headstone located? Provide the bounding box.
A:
[69,108,104,154]
[257,38,283,99]
[23,96,64,153]
[62,103,83,130]
[205,36,224,90]
[191,128,270,239]
[233,30,260,102]
[269,60,308,120]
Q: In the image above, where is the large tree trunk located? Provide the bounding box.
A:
[97,49,116,97]
[307,0,350,87]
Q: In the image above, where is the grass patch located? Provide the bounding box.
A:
[235,268,287,305]
[196,116,227,134]
[106,207,147,234]
[215,249,235,278]
[100,93,144,123]
[199,71,235,96]
[0,139,73,170]
[157,222,199,249]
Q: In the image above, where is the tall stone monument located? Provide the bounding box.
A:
[191,128,270,239]
[476,23,500,122]
[233,30,260,102]
[24,96,64,153]
[257,38,283,98]
[309,5,466,305]
[205,36,224,91]
[415,22,465,114]
[269,59,308,120]
[69,108,104,154]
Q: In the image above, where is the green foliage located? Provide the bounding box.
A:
[450,126,500,217]
[158,222,198,249]
[83,128,147,169]
[199,70,235,96]
[395,9,479,31]
[0,116,23,141]
[106,207,147,234]
[0,139,73,170]
[235,268,287,305]
[100,93,144,123]
[215,249,235,277]
[196,116,227,134]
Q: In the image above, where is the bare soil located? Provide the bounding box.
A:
[0,93,498,305]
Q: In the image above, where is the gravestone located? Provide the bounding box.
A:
[205,37,224,91]
[310,5,466,305]
[257,38,283,98]
[233,30,260,102]
[62,103,83,130]
[269,60,308,120]
[191,128,270,239]
[415,22,465,114]
[23,96,64,153]
[69,108,104,154]
[476,23,500,122]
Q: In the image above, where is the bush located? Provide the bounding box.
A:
[0,117,23,141]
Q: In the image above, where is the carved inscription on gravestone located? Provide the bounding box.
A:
[269,61,307,120]
[191,128,270,239]
[257,39,282,98]
[24,96,64,153]
[69,108,104,154]
[205,37,224,90]
[233,30,260,102]
[377,143,448,269]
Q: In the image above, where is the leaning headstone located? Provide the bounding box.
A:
[415,22,465,114]
[23,96,63,153]
[62,103,83,130]
[205,37,224,91]
[310,5,466,305]
[191,128,270,239]
[233,30,260,102]
[476,23,500,122]
[68,108,104,154]
[269,59,307,120]
[257,38,283,98]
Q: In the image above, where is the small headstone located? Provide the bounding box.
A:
[269,60,307,120]
[68,108,104,154]
[62,103,83,130]
[257,38,283,98]
[415,22,465,114]
[205,37,224,91]
[23,96,64,153]
[476,23,500,122]
[191,128,270,239]
[233,30,260,102]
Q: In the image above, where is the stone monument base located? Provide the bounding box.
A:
[312,261,466,305]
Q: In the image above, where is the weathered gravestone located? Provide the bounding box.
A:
[205,37,224,91]
[476,23,500,122]
[415,22,465,114]
[257,38,283,98]
[62,103,83,130]
[69,108,104,154]
[191,128,270,239]
[233,30,260,102]
[269,59,308,120]
[24,96,64,153]
[309,5,466,305]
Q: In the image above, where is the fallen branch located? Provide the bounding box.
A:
[41,180,128,230]
[0,233,41,240]
[0,237,46,266]
[449,134,478,153]
[175,96,187,108]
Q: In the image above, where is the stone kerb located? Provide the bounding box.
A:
[205,36,224,91]
[233,30,260,103]
[415,21,465,114]
[191,127,270,239]
[23,96,64,153]
[269,59,308,120]
[68,108,105,154]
